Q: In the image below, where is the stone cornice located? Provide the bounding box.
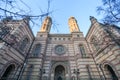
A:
[48,34,72,37]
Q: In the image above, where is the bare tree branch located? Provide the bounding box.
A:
[97,0,120,24]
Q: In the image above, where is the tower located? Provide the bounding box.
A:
[68,16,80,33]
[40,16,52,32]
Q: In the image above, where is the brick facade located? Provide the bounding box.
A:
[0,16,120,80]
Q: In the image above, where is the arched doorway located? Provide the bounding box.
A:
[54,65,65,80]
[104,64,118,80]
[1,64,15,80]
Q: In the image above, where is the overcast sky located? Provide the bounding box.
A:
[21,0,103,36]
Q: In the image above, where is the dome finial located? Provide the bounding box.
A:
[90,16,97,24]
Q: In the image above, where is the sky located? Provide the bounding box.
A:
[22,0,103,36]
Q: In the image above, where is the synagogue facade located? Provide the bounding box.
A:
[0,16,120,80]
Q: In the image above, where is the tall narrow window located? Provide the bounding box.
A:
[86,65,92,80]
[79,44,86,57]
[91,36,100,51]
[32,44,41,57]
[19,38,29,51]
[26,65,34,80]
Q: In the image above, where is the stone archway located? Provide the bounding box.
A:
[54,65,65,80]
[104,64,118,80]
[50,62,70,80]
[1,64,15,80]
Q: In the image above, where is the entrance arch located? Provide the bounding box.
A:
[1,64,15,80]
[54,65,65,80]
[104,64,118,80]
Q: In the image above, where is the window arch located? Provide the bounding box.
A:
[86,65,92,80]
[19,38,29,51]
[32,44,41,57]
[72,76,75,80]
[91,36,100,51]
[79,44,86,57]
[104,64,118,80]
[1,64,15,80]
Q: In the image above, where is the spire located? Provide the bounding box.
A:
[90,16,98,24]
[68,16,80,33]
[40,16,52,33]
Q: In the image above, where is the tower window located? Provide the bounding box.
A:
[49,38,52,40]
[79,44,86,58]
[77,35,80,37]
[19,38,29,51]
[54,38,57,40]
[59,38,61,40]
[43,24,46,30]
[91,36,100,51]
[68,38,70,40]
[32,44,41,57]
[40,35,43,37]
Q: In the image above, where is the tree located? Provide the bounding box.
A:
[0,0,53,25]
[97,0,120,24]
[0,0,53,80]
[0,0,53,47]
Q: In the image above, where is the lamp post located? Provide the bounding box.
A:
[73,69,80,80]
[40,68,46,79]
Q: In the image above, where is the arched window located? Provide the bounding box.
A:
[72,76,75,80]
[79,44,86,57]
[104,64,118,80]
[32,44,41,57]
[1,64,15,80]
[26,65,34,80]
[86,65,92,80]
[91,36,100,51]
[19,38,29,51]
[54,65,65,80]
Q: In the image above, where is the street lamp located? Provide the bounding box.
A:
[73,69,80,80]
[40,68,46,79]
